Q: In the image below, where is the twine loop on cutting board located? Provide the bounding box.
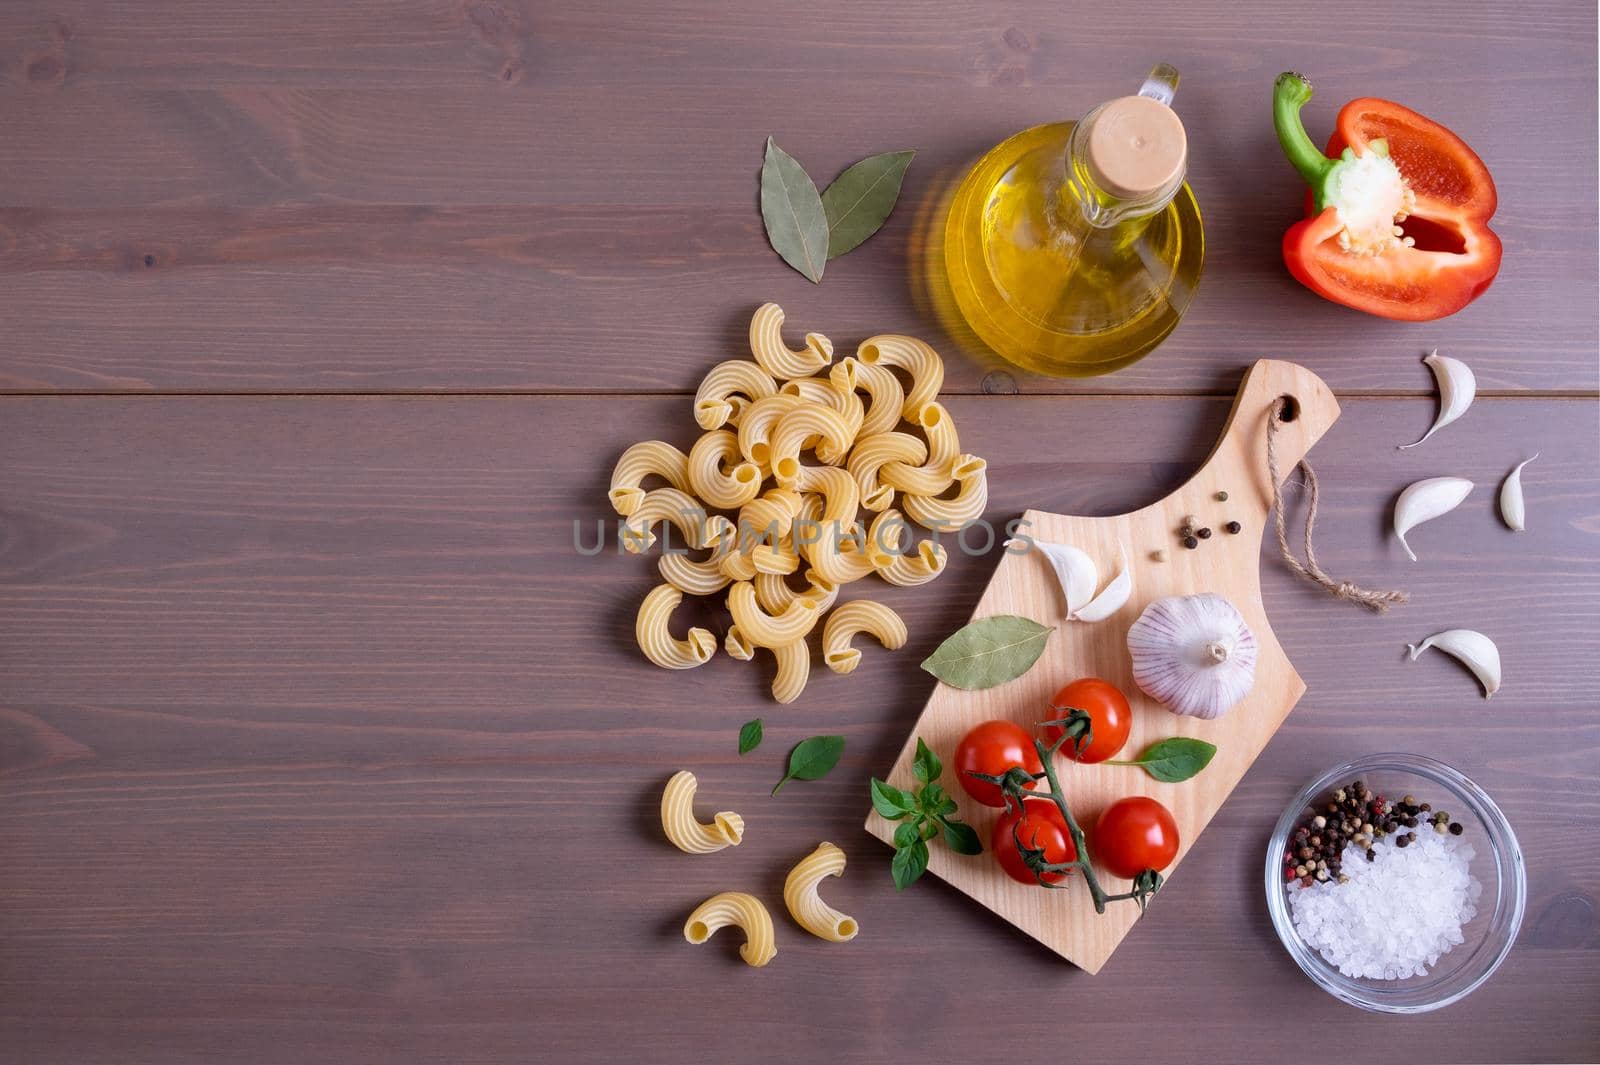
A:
[1266,400,1408,614]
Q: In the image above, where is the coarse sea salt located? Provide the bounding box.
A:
[1289,829,1481,980]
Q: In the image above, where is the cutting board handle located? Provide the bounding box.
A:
[1193,360,1340,524]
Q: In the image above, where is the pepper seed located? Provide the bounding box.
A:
[1182,535,1199,549]
[1224,520,1242,534]
[1196,527,1213,539]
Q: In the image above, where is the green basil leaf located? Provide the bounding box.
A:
[934,797,959,817]
[737,718,763,755]
[919,818,939,841]
[893,820,922,848]
[891,838,930,890]
[1125,737,1218,783]
[920,615,1053,690]
[918,781,947,814]
[760,137,829,283]
[941,819,983,856]
[870,777,915,820]
[912,737,942,785]
[820,149,915,258]
[772,734,846,794]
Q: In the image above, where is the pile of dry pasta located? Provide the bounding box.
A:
[609,303,986,703]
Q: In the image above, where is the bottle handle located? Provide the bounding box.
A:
[1137,62,1180,108]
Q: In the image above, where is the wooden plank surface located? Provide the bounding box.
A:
[0,0,1595,394]
[1,393,1596,1064]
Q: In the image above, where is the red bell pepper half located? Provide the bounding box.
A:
[1272,72,1501,321]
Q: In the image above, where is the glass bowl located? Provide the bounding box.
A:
[1264,754,1526,1013]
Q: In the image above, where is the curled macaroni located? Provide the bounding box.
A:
[621,487,714,554]
[847,431,928,512]
[769,404,855,484]
[724,624,755,661]
[688,430,763,510]
[781,361,864,443]
[783,842,858,942]
[903,454,988,532]
[660,770,744,854]
[750,541,800,576]
[736,393,803,471]
[684,891,777,967]
[659,532,736,596]
[727,580,821,648]
[609,440,691,517]
[880,537,949,587]
[879,404,960,497]
[694,359,777,430]
[821,600,908,675]
[856,333,944,421]
[770,638,810,704]
[846,357,906,439]
[750,302,832,379]
[635,583,717,669]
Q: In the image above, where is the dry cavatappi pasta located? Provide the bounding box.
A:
[609,302,986,702]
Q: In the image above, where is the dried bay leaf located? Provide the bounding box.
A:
[920,615,1052,690]
[760,137,829,283]
[821,149,915,258]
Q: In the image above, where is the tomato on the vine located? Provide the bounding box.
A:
[993,798,1077,885]
[1093,796,1180,879]
[1043,677,1131,764]
[954,720,1043,808]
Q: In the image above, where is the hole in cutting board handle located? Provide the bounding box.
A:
[1275,395,1300,423]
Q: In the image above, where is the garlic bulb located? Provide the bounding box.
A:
[1126,593,1257,720]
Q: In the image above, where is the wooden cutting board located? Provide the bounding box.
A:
[865,360,1340,974]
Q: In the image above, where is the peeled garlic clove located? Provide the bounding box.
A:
[1127,593,1257,720]
[1498,453,1538,532]
[1393,476,1474,562]
[1016,538,1097,617]
[1407,628,1500,699]
[1073,547,1132,622]
[1399,349,1475,450]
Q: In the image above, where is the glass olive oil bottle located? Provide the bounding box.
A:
[943,65,1203,376]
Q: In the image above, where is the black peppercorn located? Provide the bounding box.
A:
[1182,535,1199,549]
[1396,833,1410,848]
[1224,520,1242,534]
[1449,822,1464,835]
[1196,527,1213,539]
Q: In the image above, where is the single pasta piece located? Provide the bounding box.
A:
[783,842,858,942]
[687,430,763,510]
[724,624,756,661]
[694,359,777,430]
[800,573,841,612]
[856,334,944,421]
[749,302,832,380]
[821,600,908,675]
[720,549,759,582]
[753,570,799,614]
[620,487,714,554]
[609,440,691,517]
[735,489,799,552]
[879,539,948,588]
[864,508,910,569]
[803,528,878,586]
[658,531,736,596]
[736,393,803,472]
[903,454,988,532]
[684,891,777,968]
[727,581,822,648]
[769,403,855,484]
[879,403,960,497]
[660,770,745,854]
[845,357,907,439]
[769,638,810,704]
[750,541,800,576]
[847,431,928,512]
[781,362,865,444]
[635,583,717,669]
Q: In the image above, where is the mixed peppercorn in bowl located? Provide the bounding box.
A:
[1264,754,1525,1013]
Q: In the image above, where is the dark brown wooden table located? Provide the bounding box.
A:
[2,3,1596,1062]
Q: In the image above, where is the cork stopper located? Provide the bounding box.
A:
[1084,94,1187,200]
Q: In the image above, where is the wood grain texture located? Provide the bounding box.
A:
[1,392,1596,1063]
[0,0,1595,393]
[867,361,1342,971]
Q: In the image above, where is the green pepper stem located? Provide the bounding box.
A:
[1273,72,1336,195]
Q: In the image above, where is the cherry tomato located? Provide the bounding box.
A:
[954,720,1043,808]
[1093,796,1180,879]
[993,798,1078,885]
[1043,677,1132,764]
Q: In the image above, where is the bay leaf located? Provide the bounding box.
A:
[920,615,1052,690]
[760,137,829,283]
[820,149,915,258]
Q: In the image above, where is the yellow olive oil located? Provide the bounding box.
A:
[943,120,1205,377]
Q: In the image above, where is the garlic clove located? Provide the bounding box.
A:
[1126,593,1258,720]
[1074,547,1133,622]
[1398,349,1475,450]
[1498,453,1538,532]
[1016,538,1097,617]
[1393,476,1474,562]
[1406,628,1500,699]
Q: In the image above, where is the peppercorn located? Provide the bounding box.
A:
[1215,490,1229,502]
[1364,848,1376,862]
[1151,548,1168,563]
[1301,875,1315,887]
[1420,802,1432,812]
[1396,833,1410,848]
[1224,520,1242,534]
[1196,527,1213,539]
[1434,822,1448,835]
[1403,815,1418,827]
[1449,822,1464,835]
[1312,815,1326,829]
[1297,846,1312,860]
[1337,874,1350,884]
[1403,794,1416,807]
[1182,535,1199,549]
